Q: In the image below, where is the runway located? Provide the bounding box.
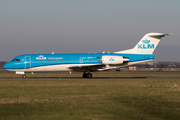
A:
[0,77,180,80]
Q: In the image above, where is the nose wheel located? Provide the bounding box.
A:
[22,75,26,79]
[83,72,92,78]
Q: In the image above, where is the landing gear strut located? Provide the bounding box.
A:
[83,72,92,78]
[22,75,26,79]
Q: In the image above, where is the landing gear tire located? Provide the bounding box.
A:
[22,75,26,79]
[83,74,86,78]
[83,72,92,78]
[87,73,92,78]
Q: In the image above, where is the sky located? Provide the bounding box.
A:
[0,0,180,62]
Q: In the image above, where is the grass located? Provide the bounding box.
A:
[0,79,180,120]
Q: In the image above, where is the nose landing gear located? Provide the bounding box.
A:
[22,75,26,79]
[83,72,92,78]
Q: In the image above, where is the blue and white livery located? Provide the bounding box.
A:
[3,32,172,78]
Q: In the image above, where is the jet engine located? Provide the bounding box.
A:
[101,56,129,64]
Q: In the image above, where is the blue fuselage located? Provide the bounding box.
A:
[3,53,154,70]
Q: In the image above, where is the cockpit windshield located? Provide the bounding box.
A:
[11,59,21,62]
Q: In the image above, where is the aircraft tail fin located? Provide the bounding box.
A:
[115,32,173,54]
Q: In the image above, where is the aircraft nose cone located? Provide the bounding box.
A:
[3,63,10,69]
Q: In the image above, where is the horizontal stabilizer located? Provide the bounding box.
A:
[149,33,173,38]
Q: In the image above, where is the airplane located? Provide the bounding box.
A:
[3,32,172,78]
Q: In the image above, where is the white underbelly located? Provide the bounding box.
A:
[9,64,70,72]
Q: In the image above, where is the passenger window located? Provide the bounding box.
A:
[36,60,38,62]
[50,60,52,62]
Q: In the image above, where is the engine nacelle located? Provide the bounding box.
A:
[101,56,129,64]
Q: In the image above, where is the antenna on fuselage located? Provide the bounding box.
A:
[52,52,54,54]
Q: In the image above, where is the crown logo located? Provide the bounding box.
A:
[109,58,115,61]
[142,39,150,44]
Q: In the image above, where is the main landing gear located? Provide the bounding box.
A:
[83,72,92,78]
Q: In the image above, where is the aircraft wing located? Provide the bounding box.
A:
[68,64,106,72]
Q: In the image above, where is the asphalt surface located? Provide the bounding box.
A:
[0,78,180,80]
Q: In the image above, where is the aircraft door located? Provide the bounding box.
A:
[25,56,31,69]
[79,57,86,63]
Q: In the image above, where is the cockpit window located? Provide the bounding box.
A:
[12,59,21,62]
